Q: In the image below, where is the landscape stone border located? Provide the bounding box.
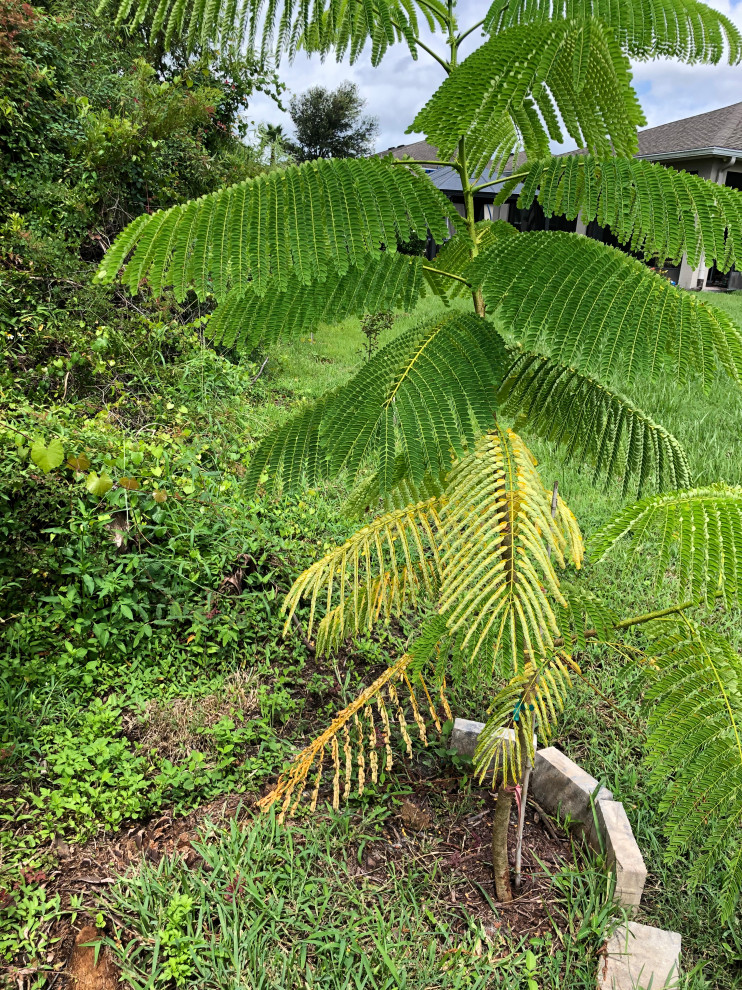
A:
[450,718,682,990]
[598,922,682,990]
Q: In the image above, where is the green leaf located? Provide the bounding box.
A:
[484,0,742,64]
[99,0,446,64]
[641,623,742,920]
[31,438,64,474]
[208,252,427,350]
[506,155,742,272]
[246,313,510,497]
[469,229,742,391]
[498,350,691,495]
[589,485,742,606]
[423,220,516,299]
[411,20,644,177]
[97,158,456,304]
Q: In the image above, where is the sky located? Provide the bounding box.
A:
[245,0,742,154]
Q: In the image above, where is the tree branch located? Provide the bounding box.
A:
[551,594,719,651]
[421,264,471,286]
[456,17,485,44]
[392,158,450,168]
[411,35,451,71]
[472,157,588,193]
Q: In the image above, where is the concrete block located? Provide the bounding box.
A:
[531,747,612,828]
[451,718,486,759]
[594,801,647,910]
[598,922,681,989]
[450,718,536,780]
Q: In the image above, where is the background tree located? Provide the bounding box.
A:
[258,122,291,165]
[284,82,378,161]
[100,0,742,920]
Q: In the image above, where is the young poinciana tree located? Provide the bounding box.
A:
[99,0,742,916]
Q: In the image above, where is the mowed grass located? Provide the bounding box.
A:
[102,812,621,990]
[246,291,742,988]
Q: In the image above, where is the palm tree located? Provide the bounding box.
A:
[257,122,288,166]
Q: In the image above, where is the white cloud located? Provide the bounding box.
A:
[246,0,742,152]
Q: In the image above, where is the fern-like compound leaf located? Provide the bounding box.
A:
[503,155,742,272]
[558,582,618,650]
[474,653,578,786]
[470,229,742,391]
[244,391,338,495]
[96,158,456,302]
[438,428,584,670]
[322,313,507,488]
[246,313,510,497]
[590,486,742,606]
[411,20,644,178]
[423,220,517,300]
[484,0,742,63]
[282,497,444,654]
[643,622,742,920]
[101,0,446,64]
[498,351,691,495]
[258,650,450,819]
[345,453,448,519]
[209,252,426,349]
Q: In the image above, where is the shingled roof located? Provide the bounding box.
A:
[638,101,742,157]
[380,102,742,167]
[377,139,441,162]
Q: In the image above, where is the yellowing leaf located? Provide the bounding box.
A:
[85,472,114,497]
[153,490,167,503]
[67,453,91,471]
[120,477,140,491]
[31,438,64,474]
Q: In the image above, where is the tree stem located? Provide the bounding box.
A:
[513,719,532,890]
[457,137,486,317]
[492,785,514,902]
[456,17,486,44]
[421,264,470,286]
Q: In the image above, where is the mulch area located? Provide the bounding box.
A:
[364,769,574,943]
[7,767,575,989]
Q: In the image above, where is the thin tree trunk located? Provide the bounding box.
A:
[491,785,514,902]
[514,718,533,891]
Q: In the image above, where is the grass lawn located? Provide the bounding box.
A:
[2,293,742,989]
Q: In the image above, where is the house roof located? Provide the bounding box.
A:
[379,102,742,173]
[376,139,442,163]
[637,101,742,158]
[427,165,523,197]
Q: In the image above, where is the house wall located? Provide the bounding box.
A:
[434,154,742,291]
[662,156,740,289]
